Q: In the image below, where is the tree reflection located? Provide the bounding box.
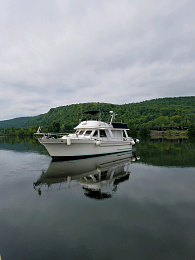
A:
[136,138,195,167]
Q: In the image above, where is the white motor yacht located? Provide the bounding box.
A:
[35,111,139,160]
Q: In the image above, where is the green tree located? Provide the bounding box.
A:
[170,115,181,124]
[49,121,61,132]
[139,126,150,137]
[188,124,195,136]
[129,125,137,137]
[154,116,169,126]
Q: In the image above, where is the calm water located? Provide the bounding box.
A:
[0,137,195,260]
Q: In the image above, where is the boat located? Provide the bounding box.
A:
[35,110,139,160]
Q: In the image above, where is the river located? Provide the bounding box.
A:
[0,137,195,260]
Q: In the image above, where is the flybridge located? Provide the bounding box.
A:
[83,111,128,128]
[83,110,117,125]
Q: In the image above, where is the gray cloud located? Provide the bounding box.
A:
[0,0,194,120]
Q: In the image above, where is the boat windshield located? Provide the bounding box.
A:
[85,130,92,136]
[100,130,107,137]
[93,130,98,137]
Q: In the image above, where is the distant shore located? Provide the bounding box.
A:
[150,130,188,139]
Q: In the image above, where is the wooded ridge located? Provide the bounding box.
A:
[0,96,194,132]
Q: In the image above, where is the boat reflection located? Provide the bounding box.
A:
[33,152,140,199]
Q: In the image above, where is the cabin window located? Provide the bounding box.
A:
[85,130,92,136]
[100,130,107,137]
[123,130,127,137]
[93,130,98,137]
[112,130,122,138]
[79,131,84,135]
[123,130,129,138]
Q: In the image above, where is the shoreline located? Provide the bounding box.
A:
[150,130,188,139]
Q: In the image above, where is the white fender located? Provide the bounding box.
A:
[130,140,135,145]
[96,141,101,146]
[67,137,71,145]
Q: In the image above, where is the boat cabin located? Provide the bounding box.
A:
[67,119,130,141]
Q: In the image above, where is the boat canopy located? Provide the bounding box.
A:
[84,110,109,115]
[112,122,128,129]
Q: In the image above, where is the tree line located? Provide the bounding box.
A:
[0,97,194,137]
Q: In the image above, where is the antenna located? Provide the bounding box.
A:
[79,104,83,123]
[98,102,101,121]
[109,111,116,124]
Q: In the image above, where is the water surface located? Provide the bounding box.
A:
[0,137,195,260]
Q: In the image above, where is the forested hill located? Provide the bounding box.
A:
[0,117,31,129]
[0,96,194,130]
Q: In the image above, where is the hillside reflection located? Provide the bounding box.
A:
[33,152,140,199]
[135,138,195,167]
[1,137,195,167]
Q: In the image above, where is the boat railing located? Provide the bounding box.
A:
[34,133,129,142]
[34,132,69,139]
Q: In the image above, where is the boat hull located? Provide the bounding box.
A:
[39,138,132,160]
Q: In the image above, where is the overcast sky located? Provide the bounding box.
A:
[0,0,194,121]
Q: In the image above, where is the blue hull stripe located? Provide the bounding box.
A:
[51,149,132,161]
